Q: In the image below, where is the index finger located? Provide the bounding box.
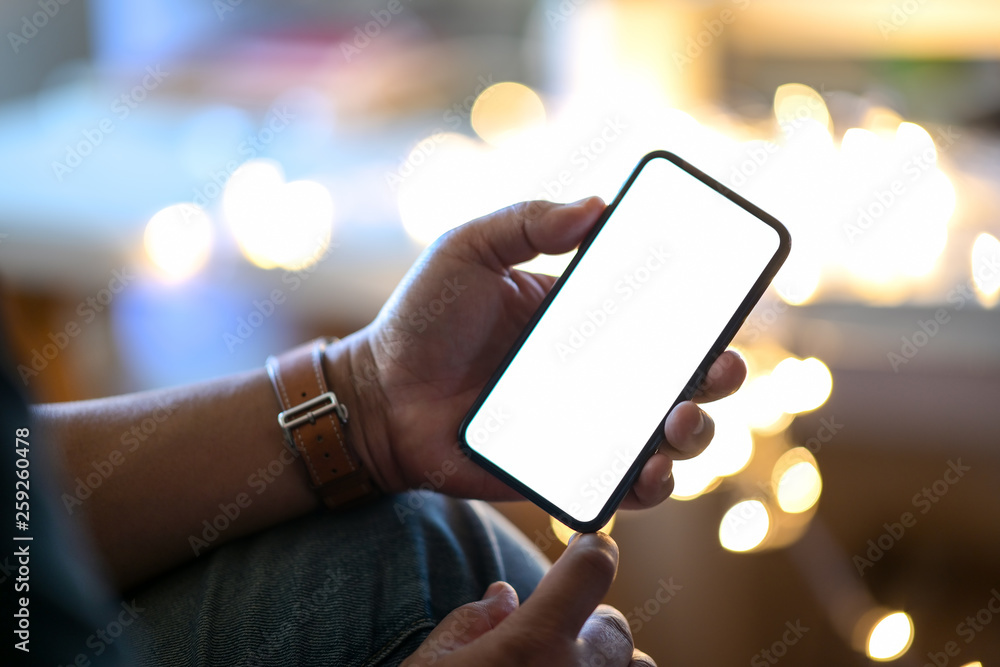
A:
[512,532,619,640]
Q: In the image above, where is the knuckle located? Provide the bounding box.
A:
[593,605,633,647]
[512,199,552,225]
[631,650,657,667]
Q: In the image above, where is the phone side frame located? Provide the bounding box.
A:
[457,150,792,533]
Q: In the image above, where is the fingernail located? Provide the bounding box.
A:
[570,196,603,209]
[483,582,505,600]
[661,469,672,484]
[692,410,706,436]
[567,532,583,546]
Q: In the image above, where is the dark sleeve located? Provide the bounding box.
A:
[1,323,130,666]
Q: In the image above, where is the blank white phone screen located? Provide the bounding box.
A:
[464,156,782,524]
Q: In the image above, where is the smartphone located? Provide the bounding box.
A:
[458,151,791,532]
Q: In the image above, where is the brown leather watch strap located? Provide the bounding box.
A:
[265,338,380,510]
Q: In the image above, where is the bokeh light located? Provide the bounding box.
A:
[773,448,823,514]
[774,83,832,136]
[865,611,914,661]
[143,203,213,281]
[670,460,722,501]
[471,82,547,147]
[719,499,770,552]
[396,132,493,246]
[741,374,794,434]
[769,357,833,415]
[671,396,754,501]
[774,260,821,306]
[972,232,1000,305]
[223,160,334,271]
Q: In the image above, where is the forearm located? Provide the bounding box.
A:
[31,336,380,590]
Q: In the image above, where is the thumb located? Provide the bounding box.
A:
[506,532,619,641]
[407,582,519,662]
[454,197,605,270]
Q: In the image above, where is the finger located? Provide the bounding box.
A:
[661,401,714,460]
[510,532,619,640]
[577,605,635,667]
[693,350,747,403]
[624,452,674,509]
[522,270,559,292]
[454,198,605,270]
[630,648,658,667]
[406,581,519,663]
[624,401,717,508]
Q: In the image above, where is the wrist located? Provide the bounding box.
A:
[322,331,400,493]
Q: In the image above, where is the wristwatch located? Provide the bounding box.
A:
[265,338,380,510]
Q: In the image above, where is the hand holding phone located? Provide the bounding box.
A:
[459,152,790,531]
[337,155,769,525]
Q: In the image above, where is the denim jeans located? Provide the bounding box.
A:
[124,492,549,666]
